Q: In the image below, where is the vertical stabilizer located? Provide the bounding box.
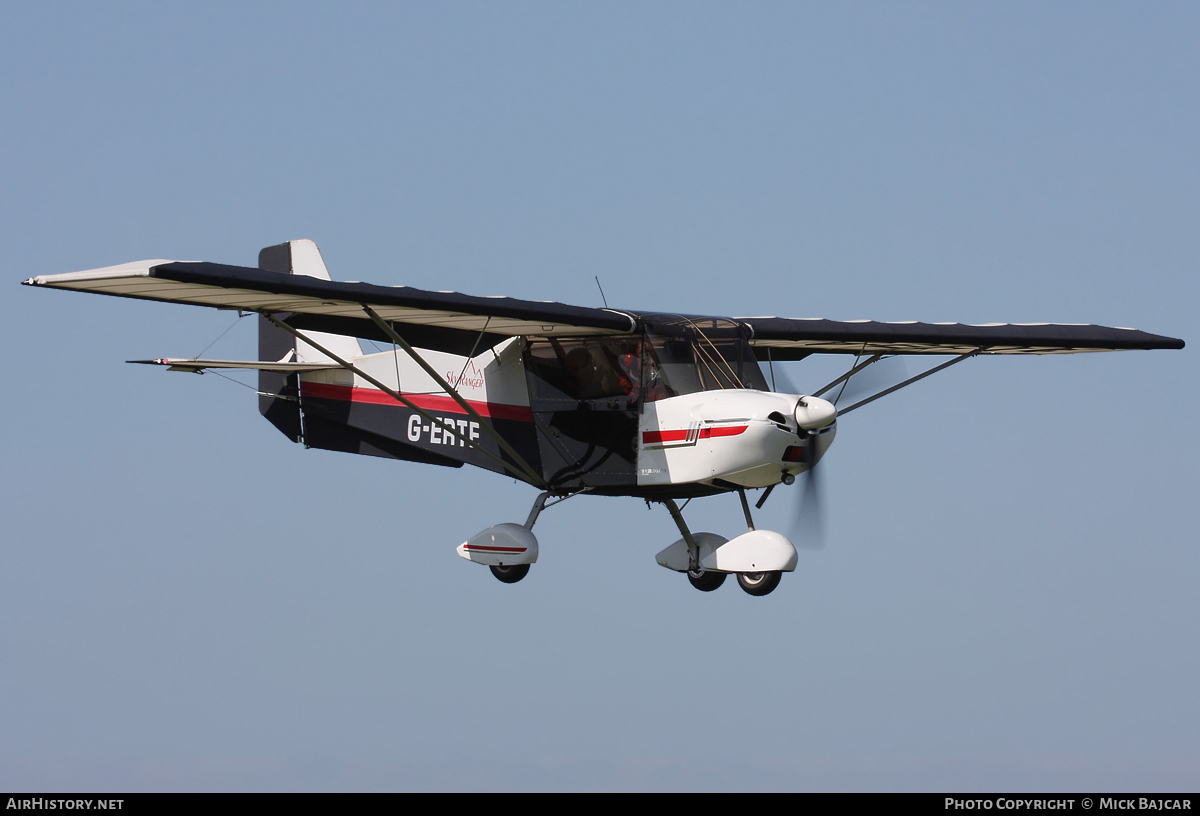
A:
[257,239,363,442]
[258,243,301,441]
[283,239,363,363]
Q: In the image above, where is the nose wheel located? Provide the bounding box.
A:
[490,564,530,584]
[736,571,782,596]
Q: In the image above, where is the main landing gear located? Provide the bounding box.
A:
[490,564,531,584]
[687,568,727,592]
[459,492,581,585]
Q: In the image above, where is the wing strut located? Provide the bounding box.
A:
[813,352,883,399]
[838,351,978,417]
[361,305,546,488]
[262,313,547,488]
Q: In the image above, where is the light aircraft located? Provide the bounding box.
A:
[24,240,1184,596]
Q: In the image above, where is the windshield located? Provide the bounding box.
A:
[644,327,768,402]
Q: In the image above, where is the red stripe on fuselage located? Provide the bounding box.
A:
[300,381,533,422]
[643,429,689,444]
[642,425,748,444]
[702,425,748,439]
[463,545,528,553]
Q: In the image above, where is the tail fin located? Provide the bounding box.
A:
[269,239,363,363]
[257,239,363,441]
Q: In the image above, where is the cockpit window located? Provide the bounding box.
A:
[524,338,643,409]
[695,337,767,391]
[644,335,696,400]
[644,326,768,401]
[524,326,768,411]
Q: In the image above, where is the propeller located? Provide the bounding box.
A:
[791,439,827,549]
[769,357,909,550]
[767,358,801,395]
[786,395,835,550]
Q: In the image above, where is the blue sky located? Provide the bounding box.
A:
[1,1,1196,791]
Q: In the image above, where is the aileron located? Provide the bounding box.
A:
[742,316,1183,356]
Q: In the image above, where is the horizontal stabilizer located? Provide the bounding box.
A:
[128,358,341,373]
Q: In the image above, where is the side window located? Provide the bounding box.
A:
[524,338,642,408]
[562,342,633,400]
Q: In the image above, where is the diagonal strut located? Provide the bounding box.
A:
[262,312,546,487]
[361,305,545,487]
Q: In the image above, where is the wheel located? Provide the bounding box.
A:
[490,564,530,584]
[687,569,727,592]
[736,571,782,596]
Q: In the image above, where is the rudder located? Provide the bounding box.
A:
[257,239,363,441]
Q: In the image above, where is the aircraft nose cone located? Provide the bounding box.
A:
[795,396,836,430]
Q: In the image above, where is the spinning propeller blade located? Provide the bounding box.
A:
[824,355,909,407]
[783,358,908,549]
[791,435,827,550]
[769,360,801,395]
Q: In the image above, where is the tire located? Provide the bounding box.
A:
[736,571,782,596]
[687,569,727,592]
[490,564,530,584]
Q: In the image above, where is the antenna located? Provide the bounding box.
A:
[594,276,609,309]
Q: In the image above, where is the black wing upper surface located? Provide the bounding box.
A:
[25,259,1183,356]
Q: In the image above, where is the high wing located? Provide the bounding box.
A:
[24,257,1183,356]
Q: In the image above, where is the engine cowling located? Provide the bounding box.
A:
[637,389,836,488]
